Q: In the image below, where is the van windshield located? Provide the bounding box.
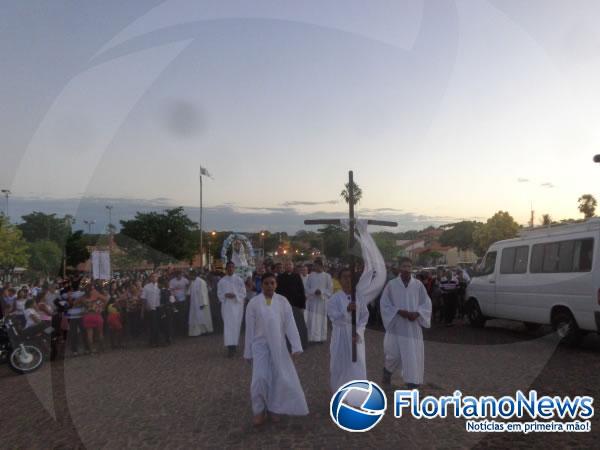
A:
[474,251,497,277]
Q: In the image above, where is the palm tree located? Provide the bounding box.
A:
[541,214,552,226]
[578,194,597,219]
[340,181,362,206]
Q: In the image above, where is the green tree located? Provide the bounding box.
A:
[372,231,400,261]
[577,194,597,219]
[65,230,90,268]
[0,217,29,280]
[541,214,552,226]
[18,212,71,246]
[340,180,363,206]
[472,211,520,256]
[318,225,346,259]
[261,231,288,254]
[291,230,322,251]
[112,252,144,272]
[439,221,481,250]
[397,229,419,240]
[117,207,197,268]
[28,239,62,278]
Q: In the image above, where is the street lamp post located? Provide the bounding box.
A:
[63,216,75,277]
[105,205,113,233]
[208,230,216,270]
[1,189,11,221]
[84,220,96,234]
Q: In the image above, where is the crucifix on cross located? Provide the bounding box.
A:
[304,170,397,362]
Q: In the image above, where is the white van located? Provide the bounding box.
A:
[466,218,600,344]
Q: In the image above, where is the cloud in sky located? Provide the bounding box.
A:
[281,200,338,207]
[6,196,478,234]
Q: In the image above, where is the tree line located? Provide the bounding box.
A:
[0,193,596,278]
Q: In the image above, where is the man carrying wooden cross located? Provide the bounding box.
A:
[305,170,396,391]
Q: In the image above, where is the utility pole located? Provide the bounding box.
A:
[199,165,213,268]
[84,220,95,234]
[1,189,11,221]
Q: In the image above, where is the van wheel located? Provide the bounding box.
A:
[552,309,582,346]
[467,299,486,328]
[524,322,541,332]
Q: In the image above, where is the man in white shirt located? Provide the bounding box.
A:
[169,271,190,336]
[217,262,246,357]
[141,273,161,347]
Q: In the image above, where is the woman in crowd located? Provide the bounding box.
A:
[125,282,143,339]
[106,296,124,349]
[12,288,29,328]
[82,284,108,353]
[24,298,43,330]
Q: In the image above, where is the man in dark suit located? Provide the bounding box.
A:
[276,260,308,350]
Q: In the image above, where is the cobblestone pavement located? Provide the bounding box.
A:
[1,319,599,449]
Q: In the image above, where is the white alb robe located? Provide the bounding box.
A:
[380,277,432,385]
[217,274,246,346]
[327,291,369,392]
[305,271,333,342]
[244,293,309,416]
[188,276,213,336]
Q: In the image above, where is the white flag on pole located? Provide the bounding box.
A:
[200,166,213,179]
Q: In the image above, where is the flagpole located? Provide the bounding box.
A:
[199,167,203,268]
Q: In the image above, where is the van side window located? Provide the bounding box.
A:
[481,251,497,276]
[558,240,575,272]
[514,246,529,273]
[500,246,529,274]
[500,248,515,274]
[543,243,559,273]
[530,238,594,273]
[530,244,544,273]
[573,238,593,272]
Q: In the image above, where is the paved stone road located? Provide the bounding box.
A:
[1,319,599,449]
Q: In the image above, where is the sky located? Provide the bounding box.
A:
[2,0,600,233]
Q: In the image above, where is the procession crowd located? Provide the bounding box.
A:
[0,257,472,426]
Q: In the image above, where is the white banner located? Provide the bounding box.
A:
[92,250,111,280]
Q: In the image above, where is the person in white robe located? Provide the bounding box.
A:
[380,257,432,388]
[244,272,308,426]
[217,261,246,356]
[305,259,333,343]
[299,265,309,291]
[188,272,213,336]
[327,268,369,393]
[300,264,309,323]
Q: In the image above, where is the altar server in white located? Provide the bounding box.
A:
[188,272,213,336]
[380,257,432,388]
[244,273,308,426]
[217,261,246,356]
[327,268,369,392]
[305,259,333,343]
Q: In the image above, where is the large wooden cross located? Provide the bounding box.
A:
[304,170,397,362]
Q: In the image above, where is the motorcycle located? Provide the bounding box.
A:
[0,316,49,374]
